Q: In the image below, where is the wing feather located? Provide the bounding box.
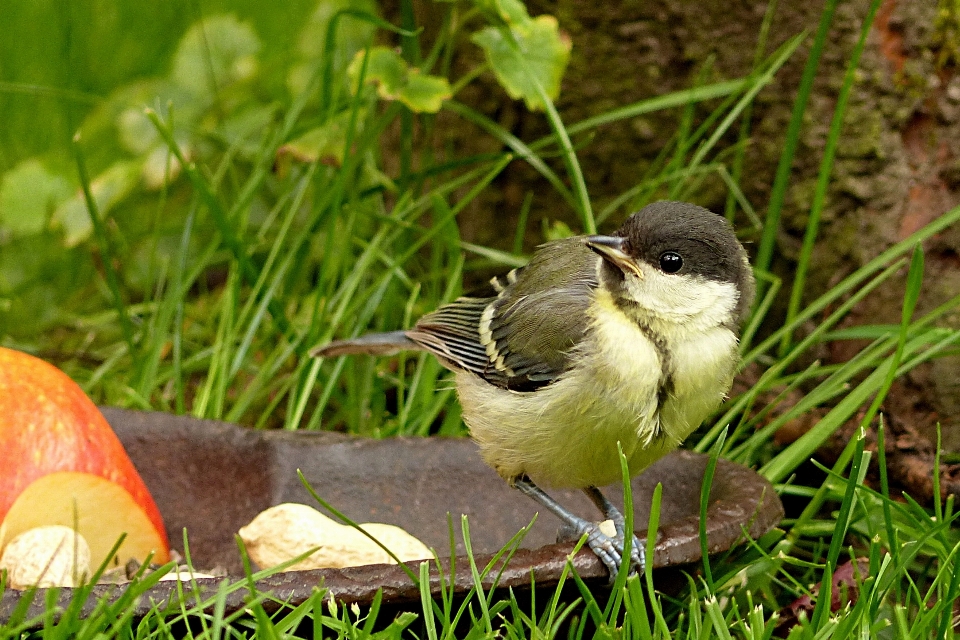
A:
[406,238,599,391]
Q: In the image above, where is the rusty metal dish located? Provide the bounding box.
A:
[0,407,783,623]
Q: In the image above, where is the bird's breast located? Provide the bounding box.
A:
[459,300,662,488]
[459,295,740,489]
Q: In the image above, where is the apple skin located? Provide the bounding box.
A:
[0,347,169,560]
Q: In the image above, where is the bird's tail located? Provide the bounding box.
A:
[309,330,421,358]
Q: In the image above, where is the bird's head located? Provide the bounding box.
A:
[586,201,754,333]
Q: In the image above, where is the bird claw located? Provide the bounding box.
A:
[568,521,645,583]
[576,487,646,581]
[606,512,646,577]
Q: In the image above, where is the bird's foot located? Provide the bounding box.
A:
[514,477,645,583]
[603,514,646,578]
[560,519,645,582]
[581,486,646,580]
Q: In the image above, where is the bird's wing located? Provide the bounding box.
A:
[407,238,599,391]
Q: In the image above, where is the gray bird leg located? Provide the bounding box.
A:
[514,477,644,581]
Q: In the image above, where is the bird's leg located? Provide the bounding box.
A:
[582,486,646,575]
[513,476,641,581]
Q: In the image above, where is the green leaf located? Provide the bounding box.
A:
[0,159,72,236]
[352,47,408,99]
[141,145,185,191]
[171,14,261,96]
[51,199,92,248]
[76,78,198,163]
[276,108,367,167]
[471,16,571,111]
[117,107,160,155]
[52,161,139,247]
[543,219,575,241]
[348,47,451,113]
[399,71,452,113]
[487,0,532,25]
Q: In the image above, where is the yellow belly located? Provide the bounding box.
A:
[459,310,739,489]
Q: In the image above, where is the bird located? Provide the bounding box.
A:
[311,200,755,578]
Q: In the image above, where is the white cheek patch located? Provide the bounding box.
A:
[623,267,739,330]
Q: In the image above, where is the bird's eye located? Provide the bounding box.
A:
[659,251,683,273]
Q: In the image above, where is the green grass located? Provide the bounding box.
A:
[2,0,960,636]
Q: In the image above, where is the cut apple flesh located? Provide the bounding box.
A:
[0,471,169,570]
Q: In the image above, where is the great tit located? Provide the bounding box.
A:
[311,201,755,577]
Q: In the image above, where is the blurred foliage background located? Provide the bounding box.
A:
[9,1,960,633]
[0,0,591,432]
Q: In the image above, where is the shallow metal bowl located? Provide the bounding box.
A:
[1,408,782,623]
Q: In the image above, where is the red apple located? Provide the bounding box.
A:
[0,347,169,571]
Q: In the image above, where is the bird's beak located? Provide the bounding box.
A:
[586,236,643,279]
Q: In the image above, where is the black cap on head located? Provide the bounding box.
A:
[615,201,755,322]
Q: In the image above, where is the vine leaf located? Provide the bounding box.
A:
[348,47,452,113]
[471,10,571,111]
